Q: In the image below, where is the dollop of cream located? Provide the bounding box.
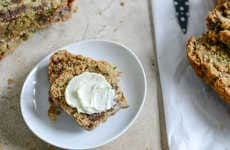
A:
[65,72,115,114]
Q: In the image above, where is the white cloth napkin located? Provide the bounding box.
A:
[152,0,230,150]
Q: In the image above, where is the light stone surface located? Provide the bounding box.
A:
[0,0,161,149]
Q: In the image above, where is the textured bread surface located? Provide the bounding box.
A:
[186,35,230,105]
[207,1,230,47]
[49,50,128,130]
[0,0,74,60]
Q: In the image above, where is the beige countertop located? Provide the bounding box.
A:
[0,0,161,149]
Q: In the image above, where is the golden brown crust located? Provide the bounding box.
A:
[49,50,128,130]
[186,35,230,105]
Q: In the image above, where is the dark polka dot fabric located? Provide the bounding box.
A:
[173,0,189,34]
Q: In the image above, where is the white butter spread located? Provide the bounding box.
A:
[65,72,115,114]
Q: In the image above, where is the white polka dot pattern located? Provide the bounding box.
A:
[173,0,190,34]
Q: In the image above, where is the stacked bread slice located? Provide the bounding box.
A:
[186,1,230,105]
[48,50,128,130]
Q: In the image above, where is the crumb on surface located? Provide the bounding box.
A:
[73,6,79,13]
[97,10,102,16]
[113,27,118,32]
[7,79,16,85]
[120,1,125,6]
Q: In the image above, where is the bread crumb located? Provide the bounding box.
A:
[8,79,16,85]
[48,105,57,121]
[73,6,79,13]
[113,27,118,32]
[97,10,102,16]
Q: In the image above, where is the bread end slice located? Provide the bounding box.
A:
[186,35,230,105]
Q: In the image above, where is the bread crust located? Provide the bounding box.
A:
[186,35,230,105]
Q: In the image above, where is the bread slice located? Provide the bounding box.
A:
[48,50,128,130]
[186,34,230,105]
[207,1,230,47]
[0,0,75,60]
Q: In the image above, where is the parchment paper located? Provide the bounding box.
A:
[152,0,230,149]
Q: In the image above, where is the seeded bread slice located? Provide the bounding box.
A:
[207,1,230,47]
[49,50,128,130]
[186,35,230,105]
[0,0,75,60]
